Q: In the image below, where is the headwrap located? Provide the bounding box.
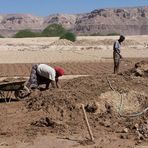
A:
[54,67,65,76]
[119,34,125,40]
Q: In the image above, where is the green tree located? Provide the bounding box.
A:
[0,34,4,38]
[60,32,76,42]
[41,24,66,37]
[13,29,39,38]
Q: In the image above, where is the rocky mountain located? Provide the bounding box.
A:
[0,6,148,37]
[43,14,77,30]
[74,6,148,35]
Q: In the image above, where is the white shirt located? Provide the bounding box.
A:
[37,64,56,81]
[113,40,121,53]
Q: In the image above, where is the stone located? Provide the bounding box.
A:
[123,128,129,133]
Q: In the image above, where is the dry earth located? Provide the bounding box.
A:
[0,36,148,148]
[0,36,148,63]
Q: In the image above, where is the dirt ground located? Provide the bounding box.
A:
[0,36,148,148]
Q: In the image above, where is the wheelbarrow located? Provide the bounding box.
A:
[0,79,30,102]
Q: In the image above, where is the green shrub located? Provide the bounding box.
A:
[60,32,76,42]
[13,29,39,38]
[41,24,66,37]
[0,34,4,38]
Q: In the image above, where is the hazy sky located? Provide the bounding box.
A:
[0,0,148,16]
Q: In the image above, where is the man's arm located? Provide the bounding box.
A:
[55,78,59,88]
[45,81,50,89]
[115,49,123,59]
[43,80,56,90]
[114,41,123,59]
[51,80,56,88]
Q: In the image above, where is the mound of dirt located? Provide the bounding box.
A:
[50,39,74,46]
[25,76,110,136]
[100,90,148,114]
[122,60,148,77]
[25,74,148,143]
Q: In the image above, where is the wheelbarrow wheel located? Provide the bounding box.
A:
[14,86,30,100]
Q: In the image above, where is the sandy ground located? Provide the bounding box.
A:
[0,36,148,63]
[0,36,148,148]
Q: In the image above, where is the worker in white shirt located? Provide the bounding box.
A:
[113,35,125,74]
[26,64,64,90]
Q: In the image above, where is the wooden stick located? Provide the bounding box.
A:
[81,104,94,142]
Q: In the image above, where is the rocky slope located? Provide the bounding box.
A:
[74,7,148,35]
[0,6,148,36]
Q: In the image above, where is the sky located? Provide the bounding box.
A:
[0,0,148,16]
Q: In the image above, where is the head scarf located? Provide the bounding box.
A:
[54,67,64,76]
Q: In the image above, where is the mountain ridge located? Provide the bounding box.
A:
[0,6,148,37]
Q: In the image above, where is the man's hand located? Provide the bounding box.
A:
[51,81,56,88]
[55,77,60,88]
[120,54,123,59]
[57,84,61,89]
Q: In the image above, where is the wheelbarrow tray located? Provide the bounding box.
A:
[0,80,26,91]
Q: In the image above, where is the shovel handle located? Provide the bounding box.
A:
[81,104,94,142]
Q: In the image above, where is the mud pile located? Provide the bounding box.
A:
[99,90,148,114]
[122,60,148,77]
[25,74,148,143]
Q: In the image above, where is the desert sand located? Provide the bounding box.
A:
[0,36,148,63]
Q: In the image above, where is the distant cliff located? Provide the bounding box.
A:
[0,6,148,37]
